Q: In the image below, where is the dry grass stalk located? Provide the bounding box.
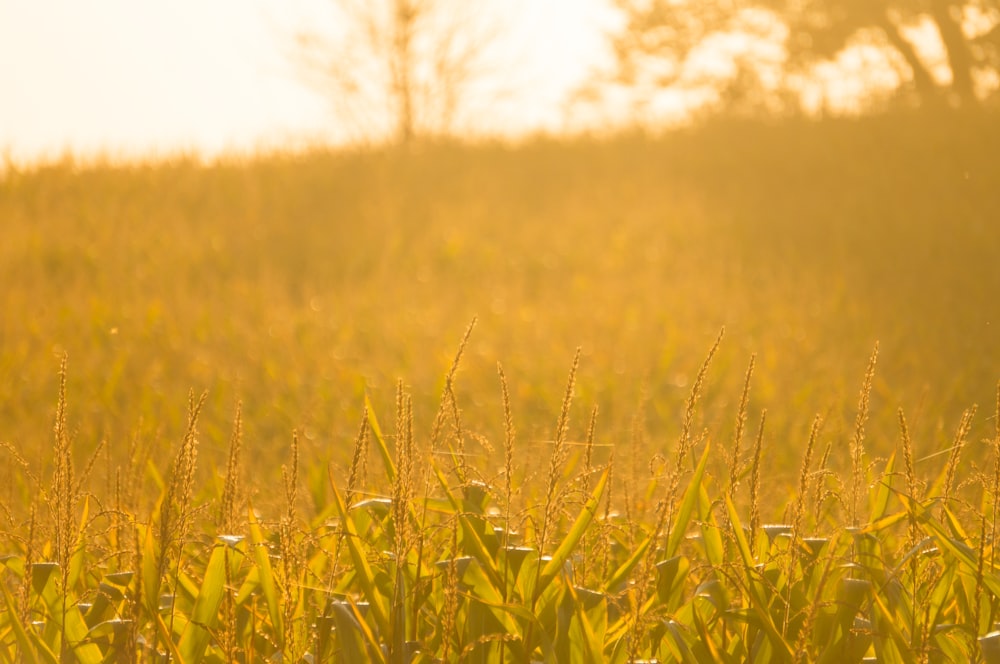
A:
[328,408,373,589]
[623,397,647,553]
[429,318,476,452]
[810,440,833,523]
[943,405,977,506]
[679,328,725,465]
[975,507,988,634]
[749,409,767,550]
[345,406,371,509]
[898,409,918,503]
[600,450,616,581]
[113,422,148,560]
[850,342,878,527]
[391,381,415,564]
[282,431,300,526]
[633,329,726,623]
[896,407,924,642]
[277,434,304,658]
[158,390,206,577]
[793,415,823,538]
[445,383,468,483]
[220,401,243,534]
[989,381,1000,630]
[441,516,460,662]
[580,404,600,582]
[497,361,517,601]
[665,328,724,528]
[724,355,755,557]
[539,347,580,559]
[992,382,1000,565]
[583,404,599,495]
[127,524,143,659]
[785,415,823,635]
[18,505,36,627]
[278,516,303,661]
[898,409,921,547]
[729,354,756,498]
[51,355,74,573]
[160,390,206,640]
[626,332,722,660]
[390,380,415,661]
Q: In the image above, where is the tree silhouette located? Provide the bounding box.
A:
[607,0,1000,114]
[763,0,1000,108]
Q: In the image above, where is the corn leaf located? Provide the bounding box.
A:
[538,467,609,598]
[328,476,390,635]
[331,600,387,664]
[365,393,396,484]
[667,443,712,558]
[724,494,793,661]
[178,543,228,662]
[0,574,59,664]
[248,507,284,642]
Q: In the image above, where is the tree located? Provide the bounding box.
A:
[764,0,1000,108]
[606,0,1000,116]
[294,0,503,145]
[602,1,792,119]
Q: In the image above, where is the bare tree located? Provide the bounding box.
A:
[294,0,503,146]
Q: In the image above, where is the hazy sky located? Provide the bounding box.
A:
[0,0,616,163]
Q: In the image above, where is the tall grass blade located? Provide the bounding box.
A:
[331,600,388,664]
[248,507,285,643]
[0,575,59,664]
[365,393,396,484]
[537,467,609,596]
[666,443,712,558]
[178,543,229,662]
[327,475,390,635]
[33,578,102,664]
[431,461,504,591]
[723,494,794,661]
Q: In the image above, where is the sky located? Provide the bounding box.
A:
[0,0,617,164]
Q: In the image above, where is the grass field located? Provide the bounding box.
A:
[2,110,1000,661]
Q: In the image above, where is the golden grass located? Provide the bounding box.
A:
[2,112,999,511]
[1,110,1000,660]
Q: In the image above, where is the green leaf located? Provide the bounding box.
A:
[868,452,896,525]
[0,573,58,664]
[432,461,504,592]
[868,586,916,664]
[656,556,690,608]
[330,600,387,664]
[248,507,284,642]
[328,477,390,636]
[698,482,725,568]
[914,502,1000,599]
[178,544,228,662]
[471,595,556,662]
[723,495,794,661]
[604,532,653,594]
[32,575,103,664]
[667,443,712,558]
[140,522,161,618]
[365,393,396,484]
[537,467,609,599]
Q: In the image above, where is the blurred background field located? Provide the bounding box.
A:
[2,110,998,515]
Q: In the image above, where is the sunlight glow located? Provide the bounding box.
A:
[0,0,615,163]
